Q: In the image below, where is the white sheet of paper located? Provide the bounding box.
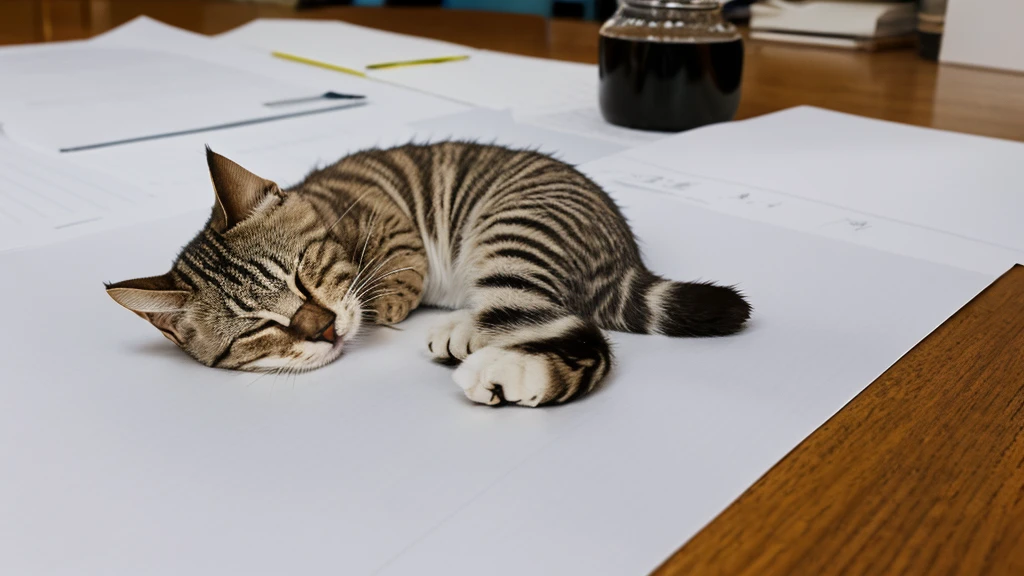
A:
[64,112,418,219]
[608,106,1024,273]
[410,108,626,165]
[217,18,473,71]
[941,0,1024,73]
[214,19,587,115]
[521,106,669,147]
[0,133,167,251]
[216,19,664,147]
[0,42,342,153]
[376,49,596,113]
[0,182,993,575]
[65,108,623,220]
[373,48,669,148]
[584,156,1024,276]
[19,17,470,220]
[93,17,468,124]
[0,18,467,153]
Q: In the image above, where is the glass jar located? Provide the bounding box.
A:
[598,0,744,132]
[917,0,947,61]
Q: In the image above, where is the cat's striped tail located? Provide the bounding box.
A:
[597,269,751,337]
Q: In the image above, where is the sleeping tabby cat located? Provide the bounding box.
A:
[106,143,750,407]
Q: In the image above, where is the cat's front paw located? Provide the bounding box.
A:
[427,310,486,364]
[452,347,551,407]
[371,295,412,325]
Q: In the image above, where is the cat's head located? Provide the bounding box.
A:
[106,148,362,373]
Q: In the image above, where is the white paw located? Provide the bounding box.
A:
[452,347,551,407]
[426,310,485,363]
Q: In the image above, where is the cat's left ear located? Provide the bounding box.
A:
[206,146,283,233]
[105,274,190,345]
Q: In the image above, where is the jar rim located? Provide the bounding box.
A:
[622,0,722,9]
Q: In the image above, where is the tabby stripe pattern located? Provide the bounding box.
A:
[118,143,750,405]
[284,143,749,405]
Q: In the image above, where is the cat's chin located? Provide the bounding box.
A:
[297,338,348,372]
[321,338,347,365]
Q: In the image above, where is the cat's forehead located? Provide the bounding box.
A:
[182,224,285,263]
[174,232,291,298]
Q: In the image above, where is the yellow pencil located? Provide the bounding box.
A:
[366,55,470,70]
[271,51,367,78]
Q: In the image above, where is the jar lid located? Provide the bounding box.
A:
[623,0,723,8]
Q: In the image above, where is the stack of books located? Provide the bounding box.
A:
[750,0,917,50]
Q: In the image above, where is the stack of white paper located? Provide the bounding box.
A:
[750,0,916,49]
[751,0,916,37]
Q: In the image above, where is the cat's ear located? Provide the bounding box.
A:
[105,274,190,344]
[206,146,282,233]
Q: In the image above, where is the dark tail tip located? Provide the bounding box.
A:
[659,281,751,337]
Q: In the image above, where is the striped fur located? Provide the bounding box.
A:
[106,143,750,406]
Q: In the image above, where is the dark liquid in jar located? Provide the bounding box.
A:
[599,35,744,132]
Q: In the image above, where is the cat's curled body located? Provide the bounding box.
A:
[107,143,750,407]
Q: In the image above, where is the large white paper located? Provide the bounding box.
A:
[941,0,1024,73]
[609,106,1024,274]
[0,183,992,575]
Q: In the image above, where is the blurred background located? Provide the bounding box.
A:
[0,0,942,60]
[0,0,1020,141]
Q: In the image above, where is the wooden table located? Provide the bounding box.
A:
[4,3,1024,574]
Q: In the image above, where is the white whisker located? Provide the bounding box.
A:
[327,190,373,234]
[354,267,416,301]
[349,254,402,299]
[343,210,381,302]
[360,291,398,306]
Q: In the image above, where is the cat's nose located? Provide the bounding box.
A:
[290,301,337,343]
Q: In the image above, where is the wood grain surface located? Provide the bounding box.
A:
[654,266,1024,576]
[3,3,1024,574]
